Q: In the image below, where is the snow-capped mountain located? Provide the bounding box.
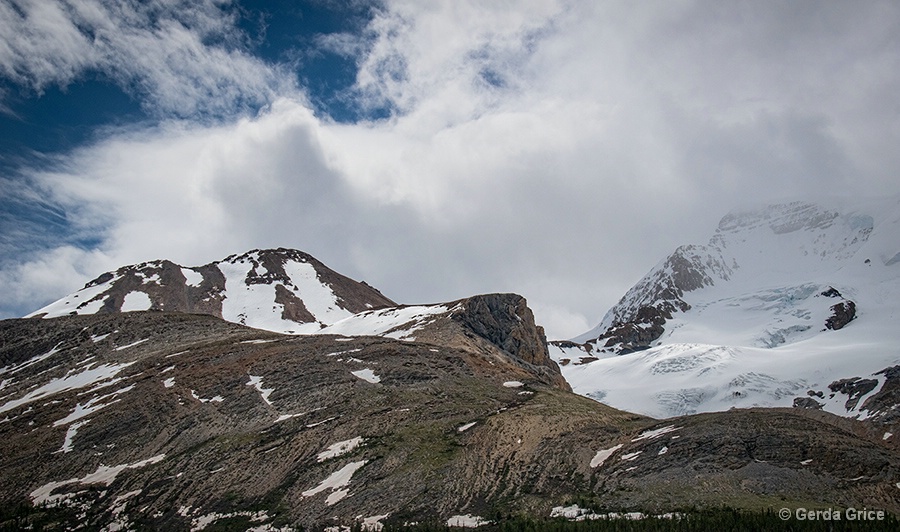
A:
[27,248,396,334]
[553,197,900,420]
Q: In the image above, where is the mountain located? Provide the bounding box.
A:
[3,308,899,529]
[552,197,900,423]
[26,248,396,334]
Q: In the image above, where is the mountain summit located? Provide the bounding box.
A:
[554,197,900,420]
[27,248,396,334]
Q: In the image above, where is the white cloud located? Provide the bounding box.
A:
[0,0,294,116]
[0,245,113,312]
[3,1,900,340]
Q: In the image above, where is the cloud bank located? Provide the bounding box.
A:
[3,0,900,339]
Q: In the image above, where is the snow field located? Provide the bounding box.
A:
[559,198,900,419]
[320,304,453,340]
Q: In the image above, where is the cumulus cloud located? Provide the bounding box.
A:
[0,0,295,116]
[3,1,900,339]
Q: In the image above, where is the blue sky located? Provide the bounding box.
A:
[2,0,900,338]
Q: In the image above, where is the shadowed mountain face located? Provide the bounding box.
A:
[2,310,899,529]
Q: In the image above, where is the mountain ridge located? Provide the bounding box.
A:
[552,197,900,423]
[26,248,397,334]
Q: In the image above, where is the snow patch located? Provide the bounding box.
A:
[181,268,204,287]
[1,362,136,414]
[301,460,368,505]
[115,338,148,351]
[26,274,120,318]
[306,416,338,428]
[190,510,269,532]
[551,505,678,521]
[247,375,275,405]
[30,454,165,505]
[317,437,365,462]
[590,444,623,468]
[502,381,524,388]
[55,420,90,454]
[1,342,64,376]
[53,384,135,426]
[447,515,491,528]
[121,291,152,312]
[351,368,381,384]
[632,425,682,441]
[320,304,451,340]
[457,422,477,432]
[191,390,224,403]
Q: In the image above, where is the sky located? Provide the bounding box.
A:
[1,0,900,339]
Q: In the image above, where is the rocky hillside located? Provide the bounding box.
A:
[2,308,899,530]
[26,248,396,334]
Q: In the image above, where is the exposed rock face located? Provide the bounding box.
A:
[26,248,396,333]
[829,377,880,411]
[818,286,857,331]
[791,366,900,451]
[825,300,857,330]
[792,397,823,410]
[2,312,899,529]
[452,294,552,369]
[580,245,732,353]
[411,294,570,390]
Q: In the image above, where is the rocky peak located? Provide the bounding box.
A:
[452,293,553,369]
[26,248,396,334]
[573,244,732,353]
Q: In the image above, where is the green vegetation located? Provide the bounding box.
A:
[3,500,897,531]
[0,502,80,531]
[376,508,900,532]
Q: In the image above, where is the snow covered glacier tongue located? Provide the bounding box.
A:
[553,197,900,420]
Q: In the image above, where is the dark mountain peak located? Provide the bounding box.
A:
[450,293,568,389]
